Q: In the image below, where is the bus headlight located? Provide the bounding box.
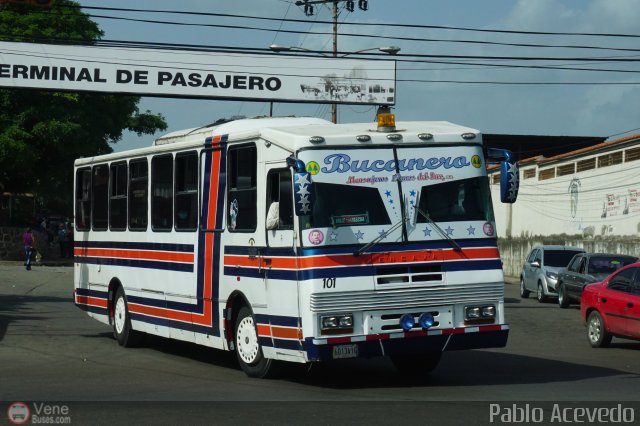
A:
[320,314,354,335]
[465,304,496,324]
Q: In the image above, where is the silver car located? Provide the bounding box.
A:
[520,245,585,303]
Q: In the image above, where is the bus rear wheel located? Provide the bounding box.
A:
[391,352,442,376]
[113,287,142,347]
[234,306,280,378]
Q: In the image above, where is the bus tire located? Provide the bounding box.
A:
[234,306,280,378]
[391,352,442,376]
[113,287,142,347]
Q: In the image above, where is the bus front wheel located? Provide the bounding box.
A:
[113,287,142,347]
[234,306,280,378]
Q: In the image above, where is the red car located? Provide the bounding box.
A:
[581,262,640,347]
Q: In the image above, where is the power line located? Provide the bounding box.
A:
[76,12,640,55]
[66,5,640,39]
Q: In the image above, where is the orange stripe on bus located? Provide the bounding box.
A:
[73,248,193,263]
[75,296,108,308]
[223,247,500,270]
[128,303,192,323]
[257,324,303,340]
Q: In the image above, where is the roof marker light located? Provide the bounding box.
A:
[387,134,402,141]
[356,135,371,142]
[399,313,415,331]
[376,105,396,132]
[418,133,433,141]
[461,133,477,140]
[309,136,325,144]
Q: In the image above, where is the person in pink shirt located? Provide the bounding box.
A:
[23,227,35,271]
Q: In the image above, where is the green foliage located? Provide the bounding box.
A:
[0,0,167,216]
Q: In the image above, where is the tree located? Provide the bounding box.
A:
[0,0,167,216]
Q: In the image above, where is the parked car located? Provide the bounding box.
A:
[581,263,640,347]
[557,253,638,308]
[520,245,585,303]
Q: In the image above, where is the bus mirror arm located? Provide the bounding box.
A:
[286,156,306,173]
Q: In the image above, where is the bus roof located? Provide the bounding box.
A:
[75,116,481,166]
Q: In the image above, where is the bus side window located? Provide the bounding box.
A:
[75,168,91,231]
[175,151,198,231]
[109,161,127,231]
[92,164,109,231]
[151,154,174,231]
[227,144,257,232]
[266,169,293,230]
[128,159,148,231]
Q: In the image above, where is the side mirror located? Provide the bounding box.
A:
[294,172,313,216]
[487,148,519,203]
[531,260,541,268]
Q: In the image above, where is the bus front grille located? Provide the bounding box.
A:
[310,282,503,313]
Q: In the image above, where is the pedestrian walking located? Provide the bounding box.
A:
[23,227,36,271]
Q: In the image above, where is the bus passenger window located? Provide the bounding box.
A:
[92,164,109,231]
[175,152,198,231]
[75,168,91,231]
[151,154,173,231]
[227,144,257,232]
[129,159,148,231]
[266,169,293,230]
[110,162,127,231]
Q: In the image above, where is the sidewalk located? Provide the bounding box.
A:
[0,259,73,267]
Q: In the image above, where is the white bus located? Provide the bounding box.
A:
[74,112,519,378]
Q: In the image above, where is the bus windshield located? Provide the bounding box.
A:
[297,145,495,247]
[416,176,494,223]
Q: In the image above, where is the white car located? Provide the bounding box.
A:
[520,245,585,303]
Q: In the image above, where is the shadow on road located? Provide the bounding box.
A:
[284,348,640,389]
[0,294,70,342]
[84,327,640,389]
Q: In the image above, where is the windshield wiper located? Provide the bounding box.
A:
[413,204,463,252]
[353,218,404,256]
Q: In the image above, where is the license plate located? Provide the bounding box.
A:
[332,344,359,359]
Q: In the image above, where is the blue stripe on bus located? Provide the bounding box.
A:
[258,337,302,351]
[75,288,108,299]
[255,314,300,328]
[224,260,501,281]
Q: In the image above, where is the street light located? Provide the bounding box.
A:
[269,44,400,56]
[269,44,400,123]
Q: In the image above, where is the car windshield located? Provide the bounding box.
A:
[545,250,583,267]
[588,256,637,274]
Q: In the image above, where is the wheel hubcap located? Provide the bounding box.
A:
[236,316,259,364]
[588,316,601,343]
[114,297,126,334]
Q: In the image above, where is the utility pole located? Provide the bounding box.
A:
[294,0,369,123]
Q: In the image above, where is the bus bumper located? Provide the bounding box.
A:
[304,324,508,362]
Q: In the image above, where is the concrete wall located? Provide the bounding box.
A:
[0,227,57,261]
[0,227,25,260]
[498,236,640,278]
[490,140,640,240]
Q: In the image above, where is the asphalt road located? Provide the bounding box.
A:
[1,264,639,425]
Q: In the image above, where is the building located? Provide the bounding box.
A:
[488,133,640,276]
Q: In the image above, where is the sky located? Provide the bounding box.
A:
[73,0,640,152]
